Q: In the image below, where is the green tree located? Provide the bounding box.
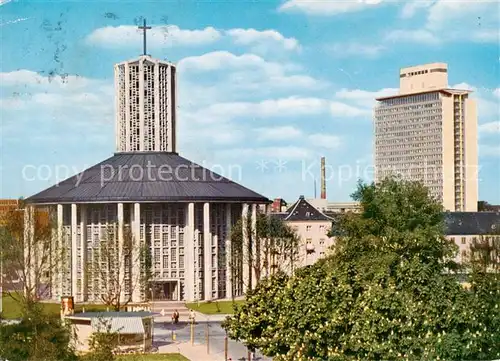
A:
[0,302,77,361]
[466,230,500,359]
[0,200,64,305]
[224,178,499,360]
[88,224,151,311]
[228,211,298,297]
[81,318,120,361]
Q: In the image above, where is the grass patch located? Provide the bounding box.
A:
[185,300,244,314]
[1,293,114,319]
[117,354,189,361]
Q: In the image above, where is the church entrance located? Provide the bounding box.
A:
[150,281,179,301]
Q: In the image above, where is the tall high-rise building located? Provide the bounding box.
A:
[114,55,177,152]
[374,63,478,211]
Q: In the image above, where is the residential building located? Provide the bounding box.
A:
[286,198,500,270]
[444,211,500,265]
[275,196,335,267]
[374,62,478,211]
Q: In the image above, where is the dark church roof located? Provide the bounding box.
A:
[26,152,269,204]
[282,196,332,222]
[444,212,500,235]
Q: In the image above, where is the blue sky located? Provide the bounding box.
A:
[1,0,499,203]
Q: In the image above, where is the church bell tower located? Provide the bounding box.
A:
[114,19,177,153]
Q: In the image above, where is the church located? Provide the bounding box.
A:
[25,22,269,303]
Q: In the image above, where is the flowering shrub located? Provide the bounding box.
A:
[223,178,500,361]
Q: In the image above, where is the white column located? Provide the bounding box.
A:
[251,203,258,289]
[225,203,232,300]
[167,65,173,152]
[185,203,195,302]
[117,203,126,303]
[265,203,271,215]
[57,204,63,298]
[172,66,177,152]
[80,205,87,302]
[124,61,130,152]
[203,202,211,301]
[132,203,141,302]
[154,61,160,151]
[71,204,78,298]
[241,203,249,294]
[139,59,145,151]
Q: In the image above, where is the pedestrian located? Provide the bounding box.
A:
[171,309,179,324]
[188,309,196,324]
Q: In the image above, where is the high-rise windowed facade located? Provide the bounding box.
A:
[374,63,478,212]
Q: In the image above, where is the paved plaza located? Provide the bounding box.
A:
[153,316,272,361]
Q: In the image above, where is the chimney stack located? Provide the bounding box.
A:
[320,157,326,199]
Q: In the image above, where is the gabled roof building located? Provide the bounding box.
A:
[275,196,335,267]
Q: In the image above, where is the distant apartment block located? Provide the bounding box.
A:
[307,199,361,214]
[374,63,478,211]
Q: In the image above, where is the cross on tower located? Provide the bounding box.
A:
[138,18,152,56]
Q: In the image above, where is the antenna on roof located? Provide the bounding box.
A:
[320,157,326,200]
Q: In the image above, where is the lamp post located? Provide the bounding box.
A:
[149,286,154,311]
[0,246,3,317]
[149,287,154,350]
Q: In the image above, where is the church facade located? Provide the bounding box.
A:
[25,51,268,303]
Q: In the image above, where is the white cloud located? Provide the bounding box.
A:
[0,69,95,90]
[178,51,327,104]
[279,0,386,16]
[479,121,500,134]
[391,0,499,44]
[400,0,434,18]
[308,134,342,149]
[86,25,221,48]
[328,42,385,58]
[335,87,398,108]
[330,102,370,117]
[385,29,440,44]
[0,70,113,138]
[86,25,300,54]
[178,51,297,74]
[451,82,477,91]
[254,126,303,141]
[328,87,398,118]
[480,144,500,157]
[493,88,500,98]
[186,96,329,124]
[0,17,30,27]
[226,28,300,52]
